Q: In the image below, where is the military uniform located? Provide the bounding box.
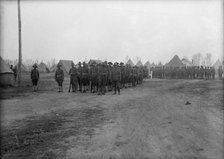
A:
[55,64,64,92]
[81,62,89,93]
[31,64,39,91]
[77,62,82,91]
[98,62,108,95]
[69,63,78,92]
[112,62,121,94]
[90,62,98,93]
[107,62,113,91]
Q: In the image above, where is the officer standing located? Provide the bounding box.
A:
[82,62,89,93]
[112,62,121,95]
[69,62,78,92]
[77,62,82,92]
[31,64,39,92]
[55,63,64,92]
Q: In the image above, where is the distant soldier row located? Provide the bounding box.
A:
[150,66,223,80]
[56,61,149,95]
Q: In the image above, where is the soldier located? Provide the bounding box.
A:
[55,63,64,92]
[112,62,121,95]
[68,62,78,92]
[81,62,89,93]
[120,62,126,88]
[98,61,108,95]
[132,66,137,86]
[107,62,113,91]
[90,61,98,93]
[77,62,82,92]
[218,66,223,80]
[31,64,39,92]
[211,67,215,79]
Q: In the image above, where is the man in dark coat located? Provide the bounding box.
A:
[90,61,98,93]
[77,62,82,92]
[69,62,78,92]
[81,62,89,93]
[31,64,39,92]
[107,62,113,91]
[112,62,121,95]
[55,63,64,92]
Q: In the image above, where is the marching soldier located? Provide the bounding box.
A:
[107,62,113,91]
[82,62,89,93]
[90,61,98,93]
[112,62,121,95]
[99,61,108,95]
[120,62,126,88]
[31,64,39,92]
[55,63,64,92]
[77,62,82,92]
[132,66,137,86]
[69,62,78,92]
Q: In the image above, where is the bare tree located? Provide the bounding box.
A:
[124,55,130,63]
[192,53,203,66]
[204,53,212,66]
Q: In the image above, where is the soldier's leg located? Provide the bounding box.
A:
[117,81,120,95]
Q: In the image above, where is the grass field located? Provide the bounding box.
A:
[0,73,223,159]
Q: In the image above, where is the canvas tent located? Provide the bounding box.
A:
[166,55,185,68]
[16,63,29,73]
[88,59,102,65]
[182,58,193,66]
[126,59,134,66]
[213,59,222,69]
[136,60,143,67]
[38,62,50,73]
[0,56,14,86]
[150,63,156,68]
[144,61,150,67]
[57,60,73,76]
[50,64,57,72]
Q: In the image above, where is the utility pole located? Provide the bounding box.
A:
[17,0,22,85]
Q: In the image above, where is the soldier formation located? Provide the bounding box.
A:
[150,66,223,80]
[67,61,149,95]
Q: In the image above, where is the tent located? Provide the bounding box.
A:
[0,56,14,86]
[144,61,150,67]
[38,62,50,73]
[166,55,185,68]
[136,60,143,67]
[50,64,57,72]
[150,62,156,68]
[213,59,222,69]
[126,59,134,67]
[182,58,193,66]
[57,60,73,75]
[16,63,29,73]
[88,59,102,65]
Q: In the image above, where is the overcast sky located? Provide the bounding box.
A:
[0,0,223,64]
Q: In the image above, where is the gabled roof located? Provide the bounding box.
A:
[38,62,49,73]
[58,60,73,74]
[16,63,29,72]
[50,64,57,72]
[136,60,143,67]
[126,59,134,66]
[182,58,193,66]
[151,62,156,67]
[88,59,102,65]
[213,59,222,68]
[166,55,184,67]
[0,56,13,74]
[144,61,150,67]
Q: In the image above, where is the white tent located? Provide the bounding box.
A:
[0,57,14,86]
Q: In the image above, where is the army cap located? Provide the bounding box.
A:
[33,63,38,68]
[57,63,62,67]
[108,62,113,65]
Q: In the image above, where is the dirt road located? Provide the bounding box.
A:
[1,79,223,159]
